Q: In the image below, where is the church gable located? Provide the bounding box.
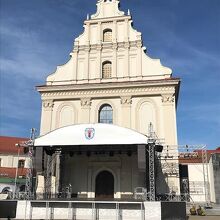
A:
[46,0,172,85]
[91,0,124,19]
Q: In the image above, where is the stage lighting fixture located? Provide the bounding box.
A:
[109,151,114,157]
[155,145,163,153]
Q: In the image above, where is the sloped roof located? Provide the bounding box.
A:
[0,136,28,154]
[179,148,220,164]
[0,167,27,178]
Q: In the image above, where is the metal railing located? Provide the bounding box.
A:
[134,187,191,202]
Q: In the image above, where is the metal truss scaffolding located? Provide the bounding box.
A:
[25,128,36,200]
[159,144,210,204]
[146,122,162,201]
[137,123,210,204]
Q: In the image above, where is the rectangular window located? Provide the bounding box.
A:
[0,158,2,167]
[18,160,25,168]
[103,30,112,42]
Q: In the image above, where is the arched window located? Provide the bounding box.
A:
[103,29,112,42]
[2,187,12,193]
[99,104,113,124]
[102,61,112,78]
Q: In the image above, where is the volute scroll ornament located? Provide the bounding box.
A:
[81,98,92,107]
[43,100,54,109]
[161,95,175,103]
[121,96,132,105]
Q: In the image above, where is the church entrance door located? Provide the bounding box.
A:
[95,170,114,198]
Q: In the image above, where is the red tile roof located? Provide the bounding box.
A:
[0,167,27,178]
[0,136,29,154]
[179,147,220,164]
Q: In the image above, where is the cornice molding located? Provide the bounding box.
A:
[40,86,176,100]
[38,78,180,92]
[73,40,142,52]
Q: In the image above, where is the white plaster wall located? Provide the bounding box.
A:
[0,155,29,168]
[187,163,216,203]
[39,93,178,191]
[44,95,177,144]
[90,98,121,125]
[46,0,171,85]
[51,100,80,130]
[188,164,206,202]
[38,0,179,194]
[208,158,216,203]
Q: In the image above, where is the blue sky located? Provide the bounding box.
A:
[0,0,219,148]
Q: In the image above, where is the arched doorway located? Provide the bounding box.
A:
[95,170,114,198]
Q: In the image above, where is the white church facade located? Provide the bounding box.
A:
[36,0,180,199]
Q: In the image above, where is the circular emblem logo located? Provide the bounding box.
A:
[85,128,95,140]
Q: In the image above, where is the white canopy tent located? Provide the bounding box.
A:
[33,124,149,199]
[34,123,148,147]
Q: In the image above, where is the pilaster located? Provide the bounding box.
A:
[120,96,132,128]
[80,98,92,123]
[112,20,117,43]
[137,41,142,78]
[161,94,179,193]
[112,43,117,78]
[84,46,90,81]
[161,94,177,145]
[85,23,90,45]
[124,18,129,42]
[71,47,78,80]
[97,45,102,79]
[40,100,54,135]
[97,22,102,44]
[124,42,129,78]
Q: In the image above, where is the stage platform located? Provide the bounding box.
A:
[0,199,186,220]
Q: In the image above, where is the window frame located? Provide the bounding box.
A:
[102,61,112,79]
[103,29,112,42]
[18,159,25,168]
[98,104,113,124]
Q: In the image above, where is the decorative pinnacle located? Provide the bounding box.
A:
[98,0,120,2]
[127,9,130,16]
